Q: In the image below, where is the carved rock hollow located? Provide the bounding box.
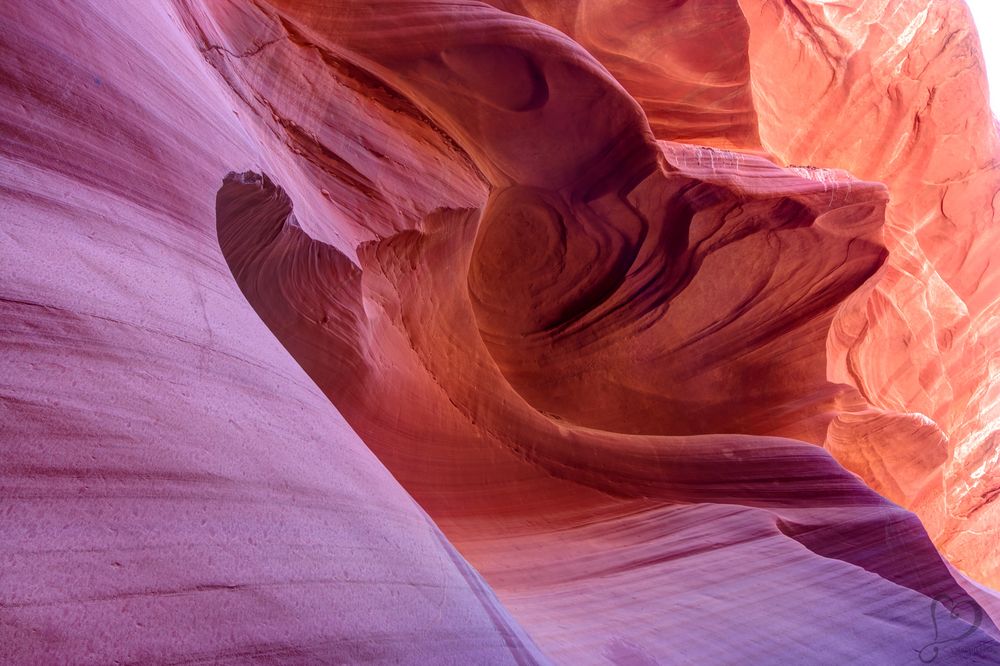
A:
[2,0,999,664]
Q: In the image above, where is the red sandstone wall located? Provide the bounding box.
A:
[2,1,999,663]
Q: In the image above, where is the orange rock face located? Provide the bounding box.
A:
[2,0,999,663]
[737,0,1000,590]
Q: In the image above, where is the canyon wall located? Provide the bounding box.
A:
[2,1,998,663]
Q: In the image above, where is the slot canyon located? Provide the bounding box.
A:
[2,1,1000,663]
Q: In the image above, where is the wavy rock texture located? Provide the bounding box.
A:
[2,0,999,664]
[737,0,1000,590]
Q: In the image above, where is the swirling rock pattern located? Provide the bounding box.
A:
[738,0,1000,588]
[2,0,999,663]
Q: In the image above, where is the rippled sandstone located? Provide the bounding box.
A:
[2,1,999,663]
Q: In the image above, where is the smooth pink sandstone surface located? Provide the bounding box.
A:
[2,1,999,664]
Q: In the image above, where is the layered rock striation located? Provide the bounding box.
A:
[2,0,999,663]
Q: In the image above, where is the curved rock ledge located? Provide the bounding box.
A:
[2,0,999,663]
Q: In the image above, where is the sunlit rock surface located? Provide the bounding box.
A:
[737,0,1000,589]
[2,1,999,663]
